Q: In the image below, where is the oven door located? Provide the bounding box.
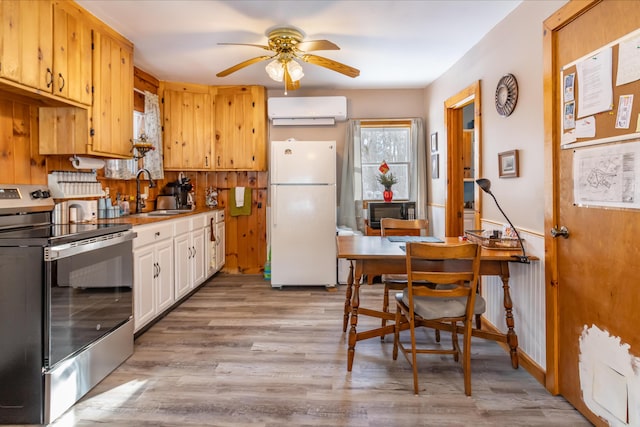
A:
[44,231,136,368]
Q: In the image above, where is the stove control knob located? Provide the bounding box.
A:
[41,190,51,198]
[30,190,43,199]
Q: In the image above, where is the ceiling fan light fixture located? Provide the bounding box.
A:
[265,59,284,82]
[286,59,304,82]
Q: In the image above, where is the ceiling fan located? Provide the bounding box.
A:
[216,26,360,92]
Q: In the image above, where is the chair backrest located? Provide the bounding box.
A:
[404,242,481,318]
[380,218,428,237]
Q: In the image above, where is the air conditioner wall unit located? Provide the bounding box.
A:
[267,96,347,126]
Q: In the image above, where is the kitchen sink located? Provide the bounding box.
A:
[132,209,191,217]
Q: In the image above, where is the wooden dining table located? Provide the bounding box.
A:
[336,234,537,372]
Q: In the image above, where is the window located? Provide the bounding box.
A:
[360,121,412,200]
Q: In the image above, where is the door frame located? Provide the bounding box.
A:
[445,81,482,237]
[542,0,600,394]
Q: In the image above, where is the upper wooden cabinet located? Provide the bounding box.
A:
[161,82,213,170]
[90,29,134,157]
[0,1,92,106]
[52,1,92,105]
[0,0,52,92]
[214,85,267,171]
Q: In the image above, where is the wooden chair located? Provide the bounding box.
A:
[379,218,429,335]
[392,241,483,396]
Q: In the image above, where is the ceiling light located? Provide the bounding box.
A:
[286,60,304,82]
[265,60,284,82]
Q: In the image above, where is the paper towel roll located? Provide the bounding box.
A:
[69,207,78,223]
[70,156,105,170]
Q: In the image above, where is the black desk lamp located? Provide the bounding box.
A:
[476,178,530,263]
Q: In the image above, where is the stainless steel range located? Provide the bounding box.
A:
[0,184,136,425]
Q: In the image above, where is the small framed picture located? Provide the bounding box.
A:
[431,154,439,179]
[430,132,438,152]
[498,150,519,178]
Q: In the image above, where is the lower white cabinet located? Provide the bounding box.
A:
[133,210,224,332]
[133,222,174,332]
[215,211,226,271]
[174,216,206,300]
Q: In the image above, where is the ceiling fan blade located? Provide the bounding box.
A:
[218,42,271,51]
[284,65,301,91]
[301,54,360,78]
[216,55,272,77]
[296,39,339,52]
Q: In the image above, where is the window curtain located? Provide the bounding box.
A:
[338,120,360,231]
[337,118,427,232]
[142,91,164,179]
[104,91,164,179]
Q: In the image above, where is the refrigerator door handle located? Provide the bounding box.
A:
[272,186,277,227]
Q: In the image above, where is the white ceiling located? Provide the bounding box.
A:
[76,0,522,91]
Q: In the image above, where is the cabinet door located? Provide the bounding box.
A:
[0,0,52,91]
[215,221,225,270]
[174,232,191,299]
[155,239,174,312]
[134,246,156,331]
[91,29,133,157]
[52,3,91,105]
[214,86,266,171]
[191,228,206,286]
[162,87,213,170]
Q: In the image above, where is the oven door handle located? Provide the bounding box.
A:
[45,230,137,261]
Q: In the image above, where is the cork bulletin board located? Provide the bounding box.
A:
[561,28,640,150]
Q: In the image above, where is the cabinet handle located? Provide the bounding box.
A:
[155,231,161,237]
[153,262,158,278]
[157,263,161,276]
[192,245,196,257]
[46,68,53,88]
[217,156,220,167]
[57,73,65,92]
[205,156,209,167]
[187,247,192,259]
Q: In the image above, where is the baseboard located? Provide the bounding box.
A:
[480,318,546,387]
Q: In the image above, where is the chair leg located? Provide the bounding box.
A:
[435,329,441,342]
[392,304,401,360]
[381,284,389,340]
[463,319,473,396]
[409,317,420,395]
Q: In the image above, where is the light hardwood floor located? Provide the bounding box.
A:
[51,274,590,427]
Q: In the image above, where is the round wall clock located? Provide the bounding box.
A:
[495,73,518,117]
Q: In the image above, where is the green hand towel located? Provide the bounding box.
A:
[229,187,252,216]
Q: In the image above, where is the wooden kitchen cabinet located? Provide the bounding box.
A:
[0,1,92,106]
[90,28,134,157]
[39,12,134,158]
[0,0,52,92]
[161,82,213,170]
[214,85,267,171]
[52,1,92,105]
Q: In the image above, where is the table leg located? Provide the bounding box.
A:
[500,261,519,369]
[347,264,362,372]
[343,261,354,332]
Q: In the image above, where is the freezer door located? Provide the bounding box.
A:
[271,140,336,185]
[270,184,336,286]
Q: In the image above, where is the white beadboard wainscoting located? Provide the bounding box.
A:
[479,220,546,370]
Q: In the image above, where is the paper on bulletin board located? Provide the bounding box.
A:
[577,47,613,119]
[616,32,640,86]
[573,139,640,208]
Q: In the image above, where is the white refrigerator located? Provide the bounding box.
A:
[270,139,337,288]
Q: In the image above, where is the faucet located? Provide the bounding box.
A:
[135,168,156,213]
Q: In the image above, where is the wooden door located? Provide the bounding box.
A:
[544,2,640,425]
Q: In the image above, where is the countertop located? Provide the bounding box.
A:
[96,207,223,226]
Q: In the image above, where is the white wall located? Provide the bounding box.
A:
[423,0,567,370]
[425,0,567,235]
